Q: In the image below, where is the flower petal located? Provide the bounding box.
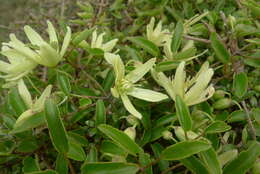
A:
[125,58,156,83]
[102,38,118,52]
[60,26,71,57]
[47,20,59,48]
[173,61,186,98]
[33,85,52,112]
[127,87,168,102]
[104,53,125,82]
[18,79,33,108]
[24,25,45,45]
[121,94,142,119]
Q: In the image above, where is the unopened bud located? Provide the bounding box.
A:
[174,126,198,141]
[124,127,136,140]
[126,115,139,126]
[213,90,226,100]
[162,130,173,140]
[213,98,233,110]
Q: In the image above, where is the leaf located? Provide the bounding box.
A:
[171,21,184,53]
[180,156,209,174]
[200,148,222,174]
[95,99,106,126]
[161,140,211,160]
[81,162,139,174]
[57,72,71,96]
[86,145,98,162]
[244,58,260,68]
[8,88,27,117]
[100,140,127,156]
[127,87,168,102]
[175,95,192,131]
[233,72,248,98]
[27,170,58,174]
[128,37,160,57]
[218,149,238,166]
[205,121,231,134]
[98,124,143,156]
[11,111,45,134]
[55,153,68,174]
[102,69,115,92]
[223,141,260,174]
[210,32,230,64]
[252,108,260,125]
[44,98,69,153]
[139,153,153,174]
[72,28,94,45]
[67,141,86,161]
[23,156,40,173]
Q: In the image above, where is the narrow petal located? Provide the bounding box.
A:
[146,17,155,40]
[95,32,105,48]
[186,85,215,106]
[18,79,33,108]
[184,68,214,104]
[127,87,168,102]
[173,61,186,98]
[60,26,71,57]
[121,94,142,119]
[104,53,125,81]
[33,85,52,112]
[151,69,175,100]
[125,58,156,83]
[24,25,45,45]
[0,60,10,73]
[47,20,59,48]
[102,38,118,52]
[91,30,97,48]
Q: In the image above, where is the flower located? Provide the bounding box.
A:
[152,61,215,106]
[146,17,170,46]
[13,79,52,130]
[2,20,71,68]
[91,30,118,52]
[104,53,168,119]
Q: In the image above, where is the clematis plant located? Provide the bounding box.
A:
[152,61,215,106]
[13,79,52,130]
[146,17,171,47]
[2,20,71,68]
[104,53,168,119]
[91,29,118,52]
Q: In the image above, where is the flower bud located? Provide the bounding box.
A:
[162,130,173,140]
[213,98,233,110]
[213,90,226,100]
[126,115,139,126]
[124,127,136,140]
[174,126,198,141]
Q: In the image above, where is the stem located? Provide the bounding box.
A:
[140,157,161,172]
[68,158,76,174]
[242,101,256,140]
[183,35,211,44]
[161,163,183,174]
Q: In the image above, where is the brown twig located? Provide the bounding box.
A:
[161,163,183,174]
[183,35,211,44]
[68,159,76,174]
[242,101,256,140]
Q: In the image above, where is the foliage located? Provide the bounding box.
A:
[0,0,260,173]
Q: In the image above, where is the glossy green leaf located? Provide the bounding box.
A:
[175,95,192,131]
[100,140,127,157]
[180,156,209,174]
[233,72,248,98]
[86,145,98,162]
[200,148,222,174]
[223,141,260,174]
[44,98,69,153]
[161,140,211,160]
[72,28,94,45]
[98,124,143,156]
[252,108,260,125]
[102,69,115,92]
[171,21,184,53]
[55,153,68,174]
[95,99,106,126]
[81,162,139,174]
[210,32,230,64]
[128,37,160,57]
[244,58,260,68]
[67,141,86,161]
[23,156,40,173]
[8,88,27,117]
[27,170,58,174]
[205,121,231,134]
[57,72,71,95]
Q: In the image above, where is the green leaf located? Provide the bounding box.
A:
[139,153,152,174]
[72,28,94,45]
[128,37,160,57]
[98,124,143,156]
[23,156,40,173]
[86,145,98,162]
[200,148,222,174]
[252,108,260,125]
[27,170,58,174]
[180,156,209,174]
[102,69,115,92]
[95,100,106,126]
[11,112,45,134]
[218,149,238,166]
[171,21,184,53]
[205,121,231,134]
[44,98,69,153]
[175,95,192,131]
[100,140,127,157]
[55,153,68,174]
[161,140,211,160]
[81,162,139,174]
[67,141,86,161]
[223,141,260,174]
[244,58,260,68]
[8,88,27,117]
[233,72,248,98]
[57,72,71,96]
[210,32,230,64]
